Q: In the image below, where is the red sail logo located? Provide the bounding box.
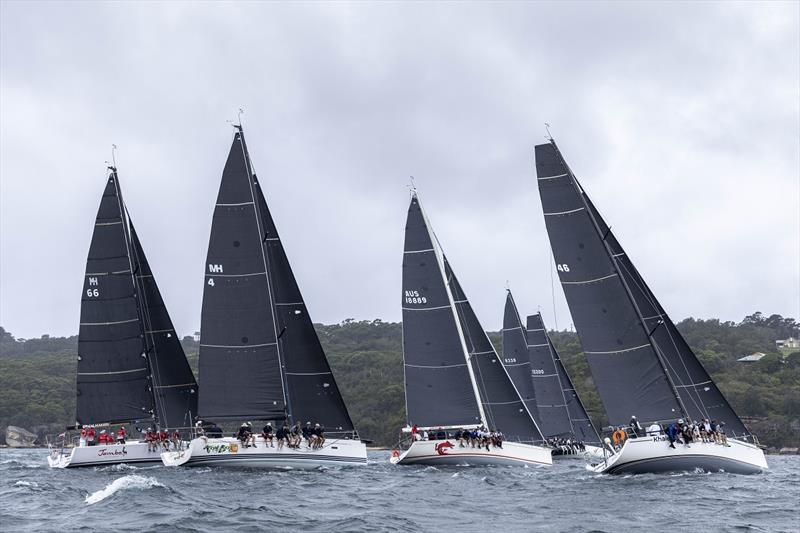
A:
[435,441,454,455]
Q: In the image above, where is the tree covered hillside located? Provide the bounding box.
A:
[0,312,797,450]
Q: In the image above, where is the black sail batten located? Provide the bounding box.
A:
[525,312,574,438]
[401,195,483,428]
[198,130,287,421]
[76,171,154,426]
[535,141,683,426]
[581,194,749,436]
[445,259,544,443]
[528,313,601,444]
[500,291,541,428]
[252,177,356,433]
[128,224,198,431]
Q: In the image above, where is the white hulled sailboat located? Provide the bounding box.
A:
[391,192,552,467]
[161,126,366,469]
[49,167,198,468]
[534,139,767,475]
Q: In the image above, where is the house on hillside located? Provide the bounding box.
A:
[737,352,766,363]
[776,337,799,350]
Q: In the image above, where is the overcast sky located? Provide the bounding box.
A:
[1,1,798,339]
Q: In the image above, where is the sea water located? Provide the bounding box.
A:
[1,449,797,532]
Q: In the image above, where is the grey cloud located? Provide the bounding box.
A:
[1,1,797,338]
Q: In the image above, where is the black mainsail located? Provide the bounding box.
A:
[199,127,356,432]
[499,291,541,431]
[528,313,600,444]
[401,195,483,428]
[535,140,748,436]
[77,169,197,429]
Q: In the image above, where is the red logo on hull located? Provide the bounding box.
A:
[435,441,455,455]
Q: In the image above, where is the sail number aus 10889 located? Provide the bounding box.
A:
[404,290,427,304]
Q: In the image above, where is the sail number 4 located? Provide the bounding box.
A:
[207,264,223,287]
[404,290,427,304]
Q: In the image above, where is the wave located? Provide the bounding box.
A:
[85,475,164,505]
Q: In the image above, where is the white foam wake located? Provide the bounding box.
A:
[85,475,164,505]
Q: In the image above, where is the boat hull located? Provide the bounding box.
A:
[588,436,768,475]
[161,436,367,469]
[47,441,165,468]
[391,439,552,467]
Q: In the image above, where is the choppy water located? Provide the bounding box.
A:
[1,449,797,532]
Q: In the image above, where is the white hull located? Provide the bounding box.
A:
[391,439,552,467]
[588,436,768,475]
[161,436,367,469]
[47,441,167,468]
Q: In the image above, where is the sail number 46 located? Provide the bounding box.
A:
[556,264,570,272]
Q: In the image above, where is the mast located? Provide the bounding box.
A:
[416,193,489,428]
[550,140,690,420]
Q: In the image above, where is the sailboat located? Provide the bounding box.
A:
[161,126,366,468]
[49,167,198,468]
[534,139,768,474]
[390,193,552,467]
[501,291,602,458]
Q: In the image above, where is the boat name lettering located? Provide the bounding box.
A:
[97,446,127,457]
[204,444,230,453]
[404,290,427,304]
